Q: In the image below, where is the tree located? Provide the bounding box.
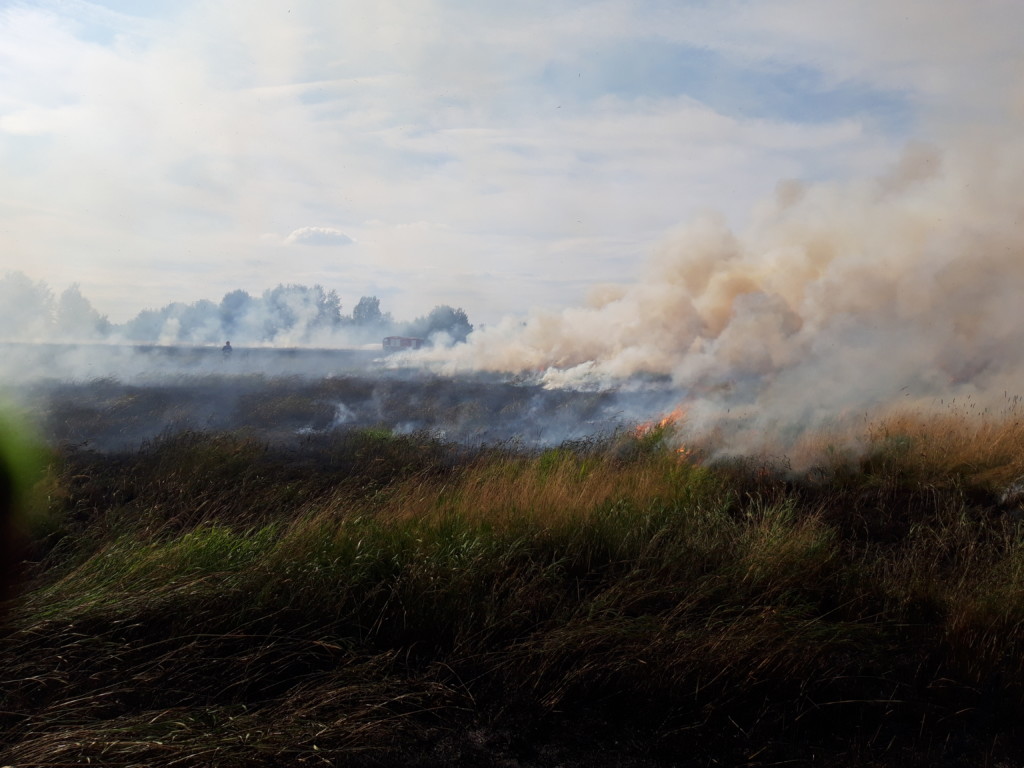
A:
[174,299,220,343]
[121,308,167,341]
[408,305,473,344]
[55,284,111,340]
[121,300,221,343]
[219,290,254,337]
[352,296,383,326]
[261,284,342,342]
[314,287,343,330]
[0,272,55,340]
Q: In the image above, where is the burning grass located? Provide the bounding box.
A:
[5,401,1024,765]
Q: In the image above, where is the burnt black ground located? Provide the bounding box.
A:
[16,369,678,452]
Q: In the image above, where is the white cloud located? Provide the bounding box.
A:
[285,226,354,246]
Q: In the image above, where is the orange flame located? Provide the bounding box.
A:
[633,407,687,438]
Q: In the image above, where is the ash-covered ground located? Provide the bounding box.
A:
[6,344,683,451]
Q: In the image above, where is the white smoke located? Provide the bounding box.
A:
[410,133,1024,448]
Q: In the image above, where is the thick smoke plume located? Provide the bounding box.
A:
[412,137,1024,453]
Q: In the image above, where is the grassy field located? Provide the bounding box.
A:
[5,395,1024,766]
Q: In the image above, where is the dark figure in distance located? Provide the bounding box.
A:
[222,340,232,359]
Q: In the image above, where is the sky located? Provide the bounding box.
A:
[1,0,1021,327]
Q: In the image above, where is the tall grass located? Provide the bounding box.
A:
[4,411,1024,765]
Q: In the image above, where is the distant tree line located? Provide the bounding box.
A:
[0,272,473,346]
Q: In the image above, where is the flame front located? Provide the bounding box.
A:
[633,407,686,438]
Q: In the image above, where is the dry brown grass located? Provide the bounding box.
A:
[8,409,1024,765]
[782,396,1024,491]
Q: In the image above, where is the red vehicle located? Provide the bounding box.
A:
[382,336,424,351]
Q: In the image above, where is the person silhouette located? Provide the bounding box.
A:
[222,340,233,359]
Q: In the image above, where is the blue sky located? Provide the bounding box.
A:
[0,0,1019,327]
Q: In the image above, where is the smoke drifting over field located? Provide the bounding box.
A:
[11,138,1024,459]
[407,135,1024,450]
[21,372,673,453]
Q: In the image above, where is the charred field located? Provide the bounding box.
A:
[6,373,1024,766]
[22,370,637,451]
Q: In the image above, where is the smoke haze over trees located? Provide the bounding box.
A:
[0,273,55,341]
[55,284,112,340]
[407,305,473,344]
[0,272,472,348]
